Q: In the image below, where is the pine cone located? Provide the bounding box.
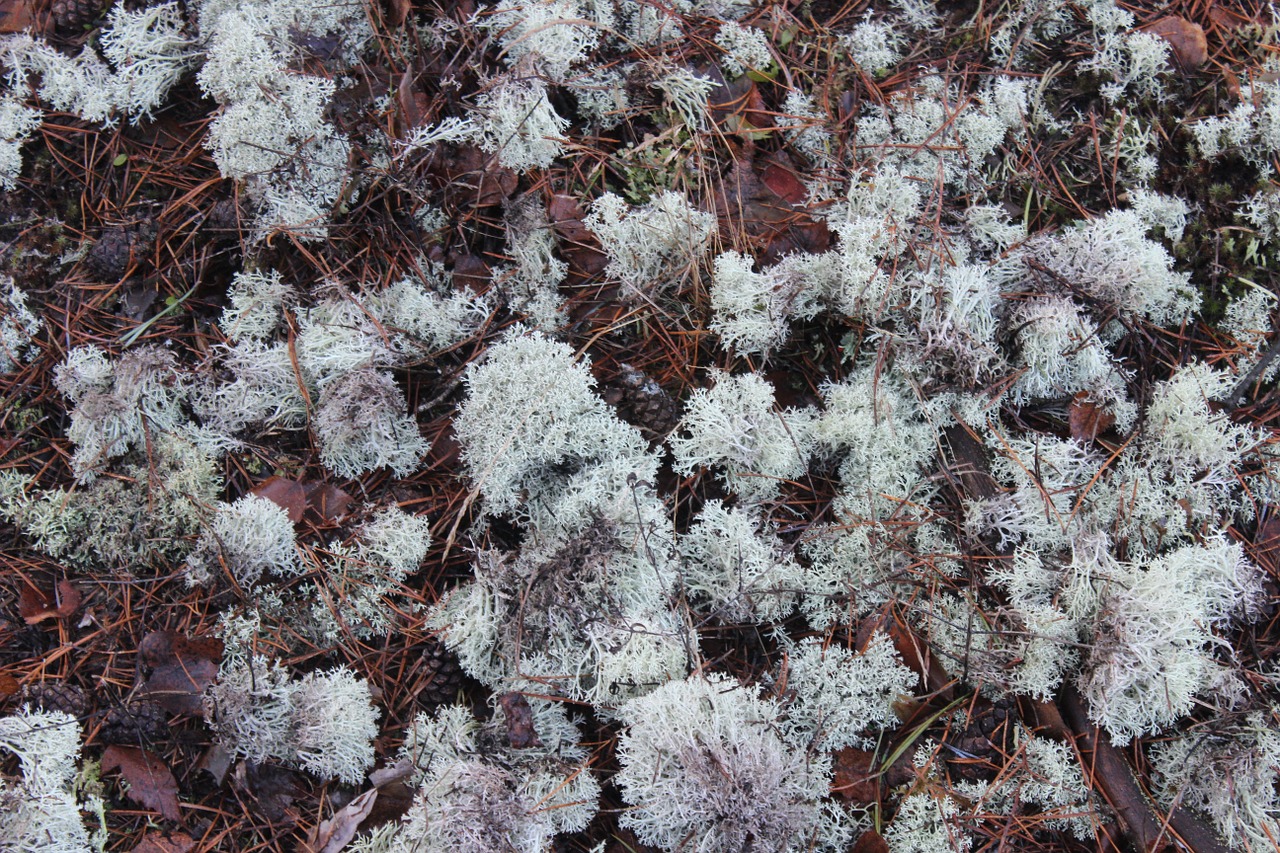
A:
[86,221,157,281]
[98,700,168,745]
[944,695,1017,781]
[51,0,103,31]
[611,364,681,441]
[24,681,88,717]
[418,638,464,706]
[204,198,243,237]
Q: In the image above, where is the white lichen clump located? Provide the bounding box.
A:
[195,0,370,239]
[0,2,196,126]
[304,505,432,641]
[0,709,105,853]
[779,633,915,752]
[615,675,844,853]
[185,493,299,588]
[484,0,598,82]
[842,19,900,74]
[475,78,569,172]
[314,368,429,479]
[1079,539,1262,744]
[709,250,808,355]
[1151,711,1280,850]
[453,330,656,533]
[0,275,40,372]
[205,650,379,785]
[714,22,772,78]
[670,371,816,503]
[378,697,599,853]
[0,95,41,191]
[584,191,716,300]
[678,500,802,622]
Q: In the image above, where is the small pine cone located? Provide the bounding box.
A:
[24,681,88,717]
[418,639,464,706]
[98,700,168,745]
[86,221,156,281]
[204,198,243,237]
[944,696,1017,781]
[51,0,103,31]
[613,364,681,440]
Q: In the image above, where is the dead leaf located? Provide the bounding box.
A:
[397,66,428,132]
[368,759,414,788]
[1254,511,1280,575]
[0,0,41,35]
[233,761,306,825]
[141,662,217,716]
[138,631,223,716]
[1068,392,1115,443]
[759,159,807,206]
[196,742,234,787]
[131,832,195,853]
[302,481,353,525]
[852,830,890,853]
[451,253,492,290]
[306,789,378,853]
[709,75,773,137]
[140,631,224,669]
[18,580,81,624]
[102,746,183,823]
[385,0,410,27]
[498,692,541,748]
[1142,16,1208,71]
[0,672,18,700]
[361,780,415,830]
[831,748,880,804]
[252,476,308,523]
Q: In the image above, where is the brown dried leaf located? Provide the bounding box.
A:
[306,788,378,853]
[139,631,223,716]
[498,692,541,748]
[758,159,807,205]
[131,832,195,853]
[302,482,354,525]
[0,0,41,35]
[142,661,217,716]
[397,66,427,131]
[102,746,183,823]
[0,672,18,700]
[831,748,880,803]
[18,580,81,624]
[252,476,308,524]
[852,830,890,853]
[1254,512,1280,575]
[233,761,306,825]
[1068,392,1115,443]
[1142,16,1208,71]
[385,0,410,27]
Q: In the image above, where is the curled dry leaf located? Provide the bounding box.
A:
[1141,16,1208,71]
[102,745,183,824]
[852,830,890,853]
[1068,392,1115,443]
[18,580,80,624]
[498,692,541,748]
[306,788,378,853]
[251,475,354,526]
[0,0,42,35]
[131,832,195,853]
[830,747,880,804]
[251,476,308,523]
[138,631,223,716]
